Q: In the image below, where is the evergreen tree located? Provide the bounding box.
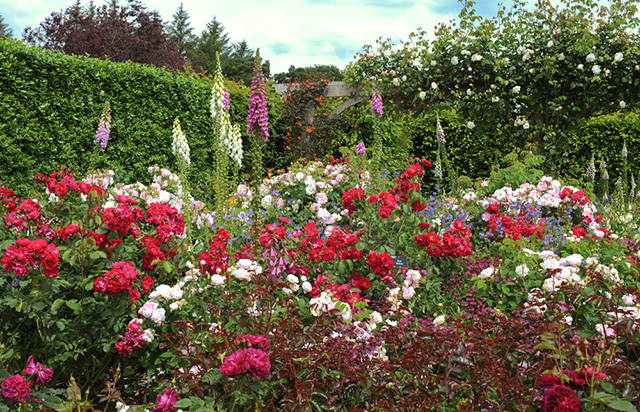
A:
[188,16,231,75]
[166,3,195,60]
[222,40,255,85]
[0,13,13,38]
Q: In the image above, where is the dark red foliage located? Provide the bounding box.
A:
[23,0,185,70]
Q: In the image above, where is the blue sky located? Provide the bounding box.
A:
[1,0,503,73]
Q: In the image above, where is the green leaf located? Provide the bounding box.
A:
[202,369,222,383]
[534,342,556,351]
[607,400,637,412]
[173,399,193,409]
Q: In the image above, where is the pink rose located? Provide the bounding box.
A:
[220,349,251,376]
[237,334,270,350]
[245,348,271,378]
[152,388,179,412]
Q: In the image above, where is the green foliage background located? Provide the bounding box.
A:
[1,37,639,200]
[0,38,283,200]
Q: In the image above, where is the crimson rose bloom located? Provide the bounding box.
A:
[541,385,582,412]
[220,349,251,376]
[41,254,59,277]
[220,348,271,379]
[152,388,179,412]
[245,348,271,378]
[1,374,32,403]
[237,334,271,350]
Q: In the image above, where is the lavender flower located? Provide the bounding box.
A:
[356,142,366,155]
[247,50,269,142]
[94,101,111,152]
[371,91,383,118]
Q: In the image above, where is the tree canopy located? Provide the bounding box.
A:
[0,13,13,39]
[23,0,184,70]
[345,0,640,161]
[273,64,343,83]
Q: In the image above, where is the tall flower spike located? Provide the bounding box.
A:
[436,116,446,144]
[622,141,628,158]
[586,154,596,180]
[210,53,227,121]
[247,50,269,142]
[371,91,383,118]
[94,101,111,152]
[172,118,190,170]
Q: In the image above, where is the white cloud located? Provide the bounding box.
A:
[0,0,457,73]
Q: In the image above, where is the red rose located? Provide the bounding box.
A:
[1,374,32,402]
[55,181,69,197]
[128,288,141,303]
[41,254,59,277]
[28,238,48,255]
[93,277,106,293]
[487,204,500,214]
[411,201,426,212]
[378,206,393,219]
[141,276,154,293]
[541,385,581,412]
[539,373,562,388]
[570,190,585,201]
[320,248,336,262]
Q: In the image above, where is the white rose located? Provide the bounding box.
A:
[419,91,426,100]
[302,281,312,293]
[433,315,446,326]
[139,300,159,318]
[512,85,521,94]
[479,267,494,279]
[614,52,623,62]
[211,274,225,286]
[586,53,596,63]
[515,264,529,277]
[451,56,459,65]
[467,121,475,130]
[592,65,601,75]
[150,307,166,325]
[577,64,584,70]
[431,82,438,90]
[620,101,626,109]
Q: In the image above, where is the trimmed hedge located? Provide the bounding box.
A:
[0,38,283,200]
[1,36,637,199]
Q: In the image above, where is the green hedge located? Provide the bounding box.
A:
[0,38,284,200]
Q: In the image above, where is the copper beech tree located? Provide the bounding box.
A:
[23,0,184,70]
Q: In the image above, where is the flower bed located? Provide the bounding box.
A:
[0,156,639,411]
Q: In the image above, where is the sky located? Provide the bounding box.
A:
[0,0,504,74]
